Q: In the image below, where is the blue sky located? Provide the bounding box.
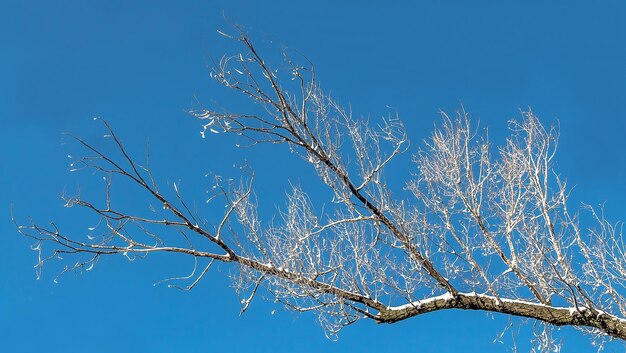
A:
[2,1,626,352]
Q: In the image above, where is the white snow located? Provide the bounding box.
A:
[385,292,626,324]
[389,292,454,311]
[388,292,579,313]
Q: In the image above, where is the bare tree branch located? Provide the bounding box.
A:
[16,28,626,349]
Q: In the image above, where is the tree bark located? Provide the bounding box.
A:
[377,292,626,340]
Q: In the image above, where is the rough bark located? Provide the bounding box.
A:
[378,292,626,340]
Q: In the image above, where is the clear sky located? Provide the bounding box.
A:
[2,1,626,352]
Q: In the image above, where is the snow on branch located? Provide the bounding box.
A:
[15,27,626,349]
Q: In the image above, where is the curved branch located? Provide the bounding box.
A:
[378,292,626,341]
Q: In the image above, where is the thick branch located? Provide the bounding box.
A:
[378,292,626,340]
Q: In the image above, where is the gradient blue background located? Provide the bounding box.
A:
[2,1,626,352]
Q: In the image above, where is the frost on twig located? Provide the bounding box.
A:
[15,27,626,349]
